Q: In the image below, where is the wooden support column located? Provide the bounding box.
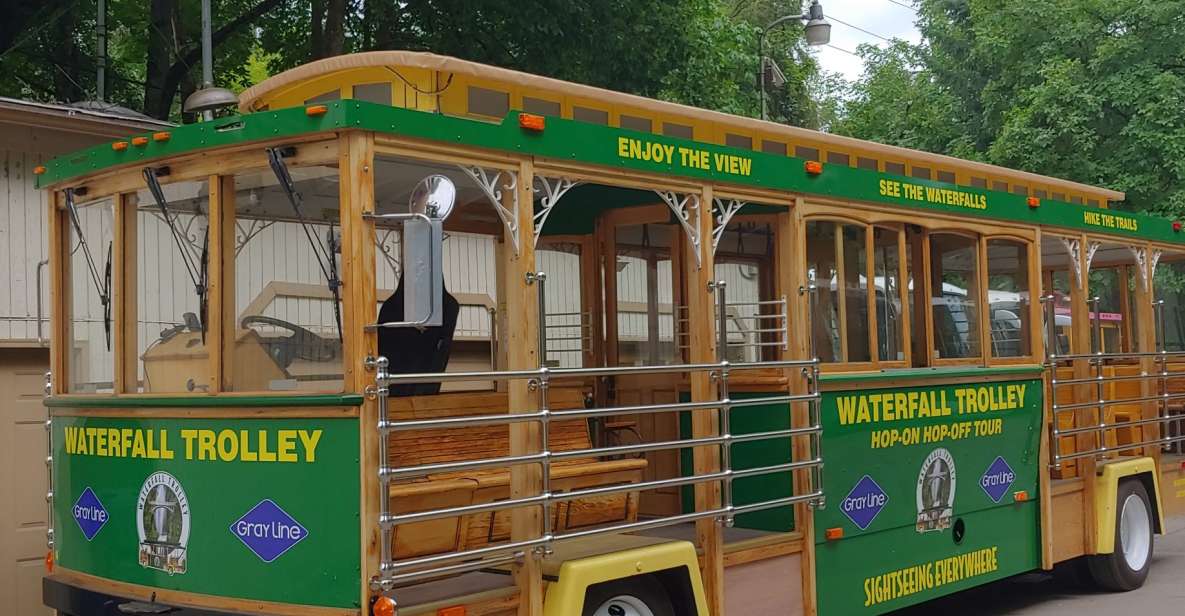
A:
[113,192,137,393]
[1069,235,1099,553]
[688,186,723,616]
[206,175,232,393]
[503,160,543,616]
[339,132,380,609]
[782,202,818,615]
[1034,236,1056,570]
[1133,245,1159,461]
[49,191,68,395]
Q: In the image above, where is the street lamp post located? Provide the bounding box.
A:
[759,0,832,121]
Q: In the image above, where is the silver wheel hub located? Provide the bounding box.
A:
[1119,492,1152,571]
[592,595,656,616]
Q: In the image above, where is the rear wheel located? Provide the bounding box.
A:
[1086,479,1154,591]
[582,575,676,616]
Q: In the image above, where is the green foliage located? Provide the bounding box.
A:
[832,0,1185,216]
[0,0,821,127]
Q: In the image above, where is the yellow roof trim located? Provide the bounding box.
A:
[239,50,1124,201]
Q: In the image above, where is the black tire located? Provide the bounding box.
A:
[581,574,676,616]
[1086,479,1154,591]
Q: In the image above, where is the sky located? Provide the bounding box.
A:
[808,0,922,81]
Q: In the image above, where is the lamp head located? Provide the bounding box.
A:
[804,0,832,46]
[409,175,457,220]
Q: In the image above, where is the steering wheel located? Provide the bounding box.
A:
[240,315,338,368]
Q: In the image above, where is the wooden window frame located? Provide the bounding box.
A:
[803,216,910,372]
[983,235,1040,366]
[927,230,986,367]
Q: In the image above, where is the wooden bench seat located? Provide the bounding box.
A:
[387,388,646,558]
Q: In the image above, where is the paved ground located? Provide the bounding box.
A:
[896,525,1185,614]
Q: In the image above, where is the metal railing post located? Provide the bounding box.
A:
[1042,294,1063,470]
[1155,300,1169,452]
[807,282,824,508]
[1090,297,1106,459]
[44,371,54,554]
[366,356,391,588]
[712,281,734,526]
[530,272,548,362]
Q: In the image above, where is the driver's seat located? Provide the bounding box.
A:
[377,277,460,396]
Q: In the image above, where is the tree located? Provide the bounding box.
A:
[0,0,824,128]
[839,0,1185,216]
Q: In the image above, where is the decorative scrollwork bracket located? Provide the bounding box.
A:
[532,176,583,246]
[711,198,746,255]
[459,165,520,254]
[656,190,702,268]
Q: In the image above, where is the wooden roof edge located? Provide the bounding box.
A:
[241,51,1124,202]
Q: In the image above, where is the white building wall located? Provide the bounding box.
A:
[0,148,51,343]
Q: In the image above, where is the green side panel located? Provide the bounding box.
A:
[679,391,794,532]
[52,416,361,609]
[38,101,1184,246]
[814,379,1043,614]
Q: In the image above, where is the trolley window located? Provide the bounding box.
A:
[930,233,982,360]
[64,194,114,393]
[986,239,1032,359]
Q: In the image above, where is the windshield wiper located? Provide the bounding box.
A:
[265,147,343,343]
[142,167,208,334]
[64,188,113,351]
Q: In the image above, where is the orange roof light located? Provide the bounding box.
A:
[112,141,129,151]
[372,596,396,616]
[519,113,546,132]
[824,527,844,541]
[33,165,47,175]
[131,136,149,147]
[1027,197,1040,208]
[1013,490,1030,502]
[805,160,824,176]
[152,131,171,142]
[306,104,329,116]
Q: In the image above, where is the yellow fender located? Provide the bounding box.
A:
[1094,457,1165,554]
[542,539,709,616]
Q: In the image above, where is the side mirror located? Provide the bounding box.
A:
[401,175,456,328]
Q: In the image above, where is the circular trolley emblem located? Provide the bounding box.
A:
[136,471,190,575]
[915,448,956,533]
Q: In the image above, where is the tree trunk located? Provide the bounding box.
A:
[144,0,175,118]
[50,8,84,101]
[323,0,348,57]
[311,0,326,59]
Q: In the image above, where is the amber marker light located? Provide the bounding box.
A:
[132,136,149,147]
[825,527,844,540]
[437,606,466,616]
[1013,490,1030,502]
[1027,197,1040,208]
[34,165,47,175]
[805,160,824,176]
[306,104,329,116]
[518,113,546,131]
[153,131,171,142]
[372,596,396,616]
[45,550,54,573]
[112,141,129,151]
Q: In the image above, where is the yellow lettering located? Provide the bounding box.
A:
[217,429,238,461]
[278,430,298,462]
[299,430,322,463]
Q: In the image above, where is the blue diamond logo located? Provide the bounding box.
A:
[71,485,108,540]
[980,456,1016,503]
[72,487,109,541]
[229,499,308,563]
[840,475,888,531]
